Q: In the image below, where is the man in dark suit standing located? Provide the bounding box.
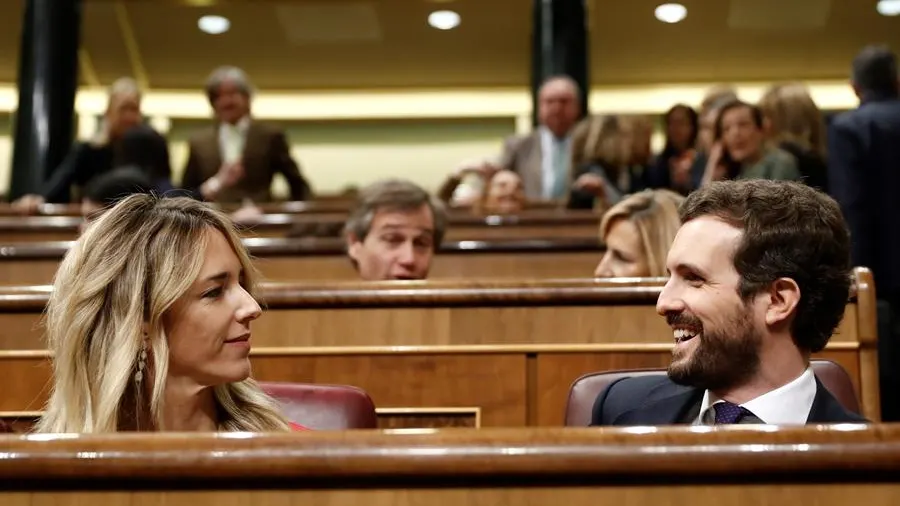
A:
[592,180,866,426]
[828,46,900,421]
[181,66,312,203]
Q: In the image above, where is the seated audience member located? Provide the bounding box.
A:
[437,158,500,207]
[687,87,740,189]
[181,66,312,204]
[758,83,828,191]
[702,100,800,185]
[594,189,684,278]
[477,170,526,215]
[12,77,147,213]
[567,115,633,211]
[345,179,447,281]
[499,76,581,200]
[592,180,865,426]
[622,115,654,189]
[36,195,306,432]
[118,124,176,194]
[80,166,154,219]
[645,105,698,194]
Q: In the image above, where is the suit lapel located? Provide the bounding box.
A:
[522,133,544,199]
[201,127,222,179]
[806,378,867,423]
[614,385,703,425]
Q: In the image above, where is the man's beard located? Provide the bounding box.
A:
[666,306,762,392]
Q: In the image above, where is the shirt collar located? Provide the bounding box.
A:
[222,115,251,133]
[698,367,817,425]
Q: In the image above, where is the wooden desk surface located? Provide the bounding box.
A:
[2,426,900,505]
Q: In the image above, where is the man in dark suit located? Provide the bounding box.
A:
[827,46,900,422]
[592,180,866,426]
[181,66,312,203]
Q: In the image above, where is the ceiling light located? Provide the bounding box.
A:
[877,0,900,16]
[198,15,230,34]
[654,3,687,23]
[428,10,461,30]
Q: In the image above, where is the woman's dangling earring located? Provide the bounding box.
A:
[135,331,148,385]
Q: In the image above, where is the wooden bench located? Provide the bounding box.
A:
[0,237,602,284]
[0,211,601,242]
[0,270,880,428]
[0,426,898,505]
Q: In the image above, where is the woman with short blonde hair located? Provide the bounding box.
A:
[595,189,684,278]
[37,195,296,433]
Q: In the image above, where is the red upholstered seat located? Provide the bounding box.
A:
[260,382,378,430]
[563,359,861,427]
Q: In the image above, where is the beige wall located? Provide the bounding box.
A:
[0,81,857,197]
[166,118,515,198]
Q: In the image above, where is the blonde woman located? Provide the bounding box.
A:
[758,83,828,191]
[12,78,148,214]
[36,195,306,432]
[567,115,634,211]
[594,189,684,278]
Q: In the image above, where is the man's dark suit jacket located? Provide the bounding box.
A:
[828,94,900,298]
[590,375,866,426]
[181,120,312,203]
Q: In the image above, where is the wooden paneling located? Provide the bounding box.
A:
[0,344,867,429]
[0,238,603,284]
[0,212,601,243]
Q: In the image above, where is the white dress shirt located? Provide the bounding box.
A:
[218,116,251,164]
[539,127,572,199]
[695,367,817,425]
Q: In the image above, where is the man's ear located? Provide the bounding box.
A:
[766,277,801,327]
[346,233,362,262]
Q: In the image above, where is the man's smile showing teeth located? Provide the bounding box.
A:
[674,328,698,344]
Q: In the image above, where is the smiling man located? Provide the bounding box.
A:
[345,179,447,281]
[591,179,866,426]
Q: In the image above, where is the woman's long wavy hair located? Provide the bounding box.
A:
[36,195,290,433]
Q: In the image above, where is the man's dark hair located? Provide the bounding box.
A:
[344,179,447,248]
[116,124,171,182]
[84,166,154,207]
[852,45,899,98]
[680,180,852,353]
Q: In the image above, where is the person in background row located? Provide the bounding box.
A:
[345,179,447,281]
[702,100,800,185]
[592,180,864,426]
[828,45,900,422]
[567,115,635,212]
[80,166,154,220]
[181,66,312,204]
[594,189,684,278]
[645,105,698,194]
[687,87,739,190]
[478,170,526,215]
[758,83,828,192]
[37,195,307,432]
[12,77,147,214]
[437,157,500,207]
[499,76,582,200]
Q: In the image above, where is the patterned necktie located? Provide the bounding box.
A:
[713,401,755,424]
